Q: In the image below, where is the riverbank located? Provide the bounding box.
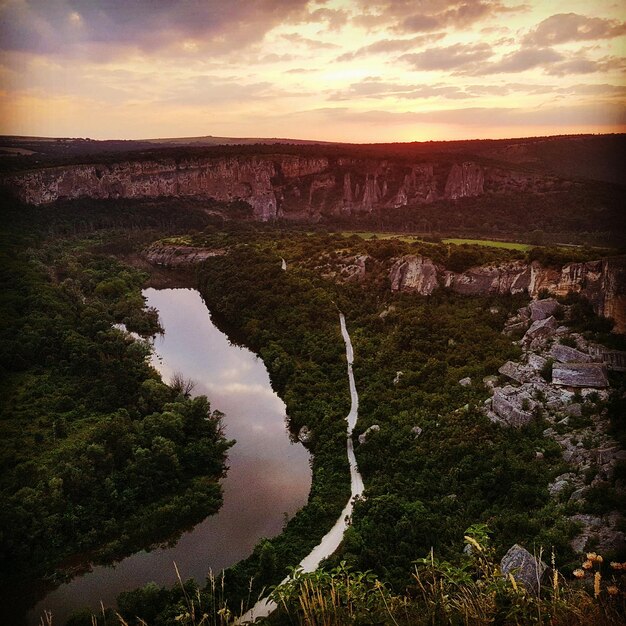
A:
[29,288,311,625]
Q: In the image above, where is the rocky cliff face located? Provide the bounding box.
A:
[3,153,564,219]
[389,255,626,332]
[444,162,484,199]
[144,242,226,267]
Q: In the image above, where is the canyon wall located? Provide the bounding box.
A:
[143,240,625,333]
[390,255,626,332]
[2,153,563,220]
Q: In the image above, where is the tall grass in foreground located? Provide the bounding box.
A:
[268,528,626,626]
[41,529,625,625]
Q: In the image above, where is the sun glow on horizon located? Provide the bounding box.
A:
[0,0,624,141]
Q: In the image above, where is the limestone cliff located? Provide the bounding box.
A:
[2,153,565,219]
[144,242,226,267]
[444,162,484,199]
[389,255,626,332]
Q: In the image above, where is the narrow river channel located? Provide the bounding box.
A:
[240,312,364,623]
[29,288,311,625]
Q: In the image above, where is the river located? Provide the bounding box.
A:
[29,288,311,625]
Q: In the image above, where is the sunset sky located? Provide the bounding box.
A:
[0,0,625,142]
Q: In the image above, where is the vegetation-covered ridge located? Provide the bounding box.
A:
[1,133,624,184]
[0,223,233,615]
[179,236,622,613]
[3,134,624,247]
[2,201,623,625]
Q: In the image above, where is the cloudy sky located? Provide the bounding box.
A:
[0,0,624,141]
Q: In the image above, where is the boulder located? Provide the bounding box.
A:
[339,254,371,282]
[500,544,548,594]
[595,446,621,465]
[358,424,380,445]
[521,316,558,346]
[552,363,609,388]
[548,480,569,497]
[459,377,472,387]
[565,403,582,417]
[491,387,534,428]
[527,354,548,372]
[504,320,529,336]
[498,361,534,384]
[529,298,560,321]
[549,343,593,364]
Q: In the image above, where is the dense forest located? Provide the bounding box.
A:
[1,196,624,625]
[0,205,233,619]
[93,233,624,625]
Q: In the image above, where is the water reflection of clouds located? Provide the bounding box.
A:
[30,287,311,626]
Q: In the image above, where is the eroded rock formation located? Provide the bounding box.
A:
[486,301,625,555]
[444,162,484,199]
[2,153,565,220]
[389,255,626,332]
[144,242,226,267]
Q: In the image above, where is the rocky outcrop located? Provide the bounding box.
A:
[392,164,437,206]
[444,162,484,199]
[570,513,626,554]
[552,363,609,388]
[389,255,626,332]
[443,261,532,295]
[389,256,439,294]
[2,153,568,219]
[486,304,624,555]
[144,242,226,267]
[6,156,283,220]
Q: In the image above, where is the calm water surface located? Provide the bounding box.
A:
[30,288,311,625]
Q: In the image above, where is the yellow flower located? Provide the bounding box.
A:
[582,560,593,570]
[573,569,585,578]
[587,552,598,561]
[594,572,602,598]
[610,562,621,570]
[595,555,603,564]
[607,585,619,596]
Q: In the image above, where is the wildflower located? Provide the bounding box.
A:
[587,552,598,562]
[573,569,585,578]
[595,555,603,563]
[594,571,601,598]
[607,585,619,596]
[610,562,621,570]
[582,560,593,570]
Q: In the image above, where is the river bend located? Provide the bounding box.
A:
[30,288,311,625]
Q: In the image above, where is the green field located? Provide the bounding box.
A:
[338,231,532,250]
[442,238,532,251]
[339,231,421,243]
